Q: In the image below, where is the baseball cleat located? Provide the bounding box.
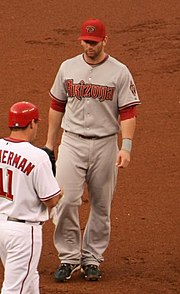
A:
[81,264,102,281]
[54,263,81,282]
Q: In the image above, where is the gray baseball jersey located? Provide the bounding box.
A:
[50,54,140,137]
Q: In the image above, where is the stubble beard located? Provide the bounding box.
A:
[85,49,102,63]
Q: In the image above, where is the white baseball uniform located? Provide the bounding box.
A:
[49,54,140,266]
[0,137,60,294]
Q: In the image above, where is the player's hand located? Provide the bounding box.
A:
[60,187,64,197]
[42,146,56,176]
[116,149,130,168]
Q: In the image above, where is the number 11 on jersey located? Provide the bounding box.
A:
[0,168,13,201]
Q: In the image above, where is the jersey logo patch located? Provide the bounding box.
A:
[130,81,137,96]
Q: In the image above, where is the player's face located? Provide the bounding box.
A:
[81,38,107,63]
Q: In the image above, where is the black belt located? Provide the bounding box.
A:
[7,217,44,225]
[65,131,116,140]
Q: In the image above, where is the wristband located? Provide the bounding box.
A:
[121,138,132,153]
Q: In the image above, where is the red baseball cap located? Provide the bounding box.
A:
[78,19,106,42]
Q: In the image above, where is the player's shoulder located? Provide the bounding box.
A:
[0,138,5,147]
[108,55,128,69]
[25,143,50,162]
[61,54,82,66]
[107,55,133,78]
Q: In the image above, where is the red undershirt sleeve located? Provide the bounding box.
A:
[119,106,137,121]
[50,97,66,113]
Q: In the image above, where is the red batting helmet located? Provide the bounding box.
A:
[8,101,40,127]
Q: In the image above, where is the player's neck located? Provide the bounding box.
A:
[9,130,29,142]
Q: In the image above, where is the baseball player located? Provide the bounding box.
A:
[43,18,141,282]
[0,101,63,293]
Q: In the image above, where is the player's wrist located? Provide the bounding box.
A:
[43,145,54,152]
[42,146,56,176]
[121,138,132,153]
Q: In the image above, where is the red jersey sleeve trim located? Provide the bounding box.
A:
[40,189,61,201]
[119,106,137,121]
[119,101,141,110]
[49,93,66,113]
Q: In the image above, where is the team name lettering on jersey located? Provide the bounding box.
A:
[0,149,35,176]
[65,79,115,102]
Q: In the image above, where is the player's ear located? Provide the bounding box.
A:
[103,36,108,46]
[29,120,37,129]
[29,121,33,129]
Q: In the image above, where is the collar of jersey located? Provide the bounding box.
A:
[4,137,27,143]
[83,54,109,66]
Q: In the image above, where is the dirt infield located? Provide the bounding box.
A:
[0,1,179,293]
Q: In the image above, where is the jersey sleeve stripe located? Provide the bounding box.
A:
[118,101,141,110]
[39,189,61,201]
[49,91,66,102]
